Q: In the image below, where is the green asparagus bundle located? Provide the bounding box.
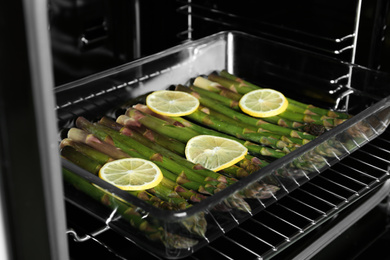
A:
[127,105,286,159]
[116,112,280,196]
[99,116,237,185]
[61,146,208,238]
[192,79,340,130]
[174,81,347,164]
[59,70,358,253]
[174,85,317,141]
[184,108,295,150]
[197,105,307,146]
[75,116,220,195]
[116,115,277,197]
[79,117,258,211]
[210,70,351,120]
[65,131,209,204]
[124,106,282,198]
[116,115,252,179]
[191,79,305,130]
[67,128,208,202]
[63,168,199,248]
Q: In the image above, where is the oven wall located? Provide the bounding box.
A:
[49,0,390,85]
[49,0,185,86]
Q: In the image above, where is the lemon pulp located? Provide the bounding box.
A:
[239,89,288,118]
[99,158,163,191]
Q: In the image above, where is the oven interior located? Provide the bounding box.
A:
[46,0,390,259]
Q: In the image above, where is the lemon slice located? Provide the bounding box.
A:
[99,158,163,191]
[239,89,288,118]
[146,90,200,116]
[185,135,248,172]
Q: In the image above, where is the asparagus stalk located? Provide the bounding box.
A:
[61,139,193,207]
[278,109,346,128]
[184,108,291,150]
[217,70,351,119]
[131,124,186,155]
[67,128,131,159]
[61,143,209,237]
[220,165,250,179]
[190,81,305,130]
[238,155,269,175]
[63,168,199,248]
[192,76,243,100]
[65,130,208,203]
[190,83,241,110]
[67,126,216,194]
[76,116,220,194]
[198,105,308,146]
[60,138,113,165]
[175,85,316,140]
[117,115,251,182]
[147,184,191,210]
[208,72,256,94]
[126,107,199,143]
[100,117,254,211]
[128,190,180,211]
[128,106,286,158]
[61,146,102,175]
[101,116,235,185]
[160,177,207,203]
[127,106,281,199]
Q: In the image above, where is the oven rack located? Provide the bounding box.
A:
[175,0,360,61]
[67,126,390,260]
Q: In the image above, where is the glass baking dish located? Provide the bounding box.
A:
[57,31,390,259]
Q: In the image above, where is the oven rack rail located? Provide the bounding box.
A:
[67,126,390,260]
[175,0,360,60]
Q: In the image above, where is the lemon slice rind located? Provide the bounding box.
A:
[185,135,248,172]
[239,89,288,118]
[99,158,163,191]
[146,90,200,117]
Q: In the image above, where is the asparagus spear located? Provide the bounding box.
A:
[208,72,256,94]
[198,105,308,146]
[278,110,346,128]
[220,165,250,179]
[217,70,351,119]
[116,115,252,181]
[60,138,113,165]
[95,118,253,211]
[67,128,131,159]
[128,106,286,158]
[66,132,208,203]
[184,108,291,150]
[131,124,186,155]
[119,115,254,179]
[101,116,235,185]
[238,155,269,175]
[191,80,304,130]
[175,85,316,140]
[76,116,221,194]
[191,80,343,128]
[160,177,207,203]
[128,190,180,211]
[147,184,191,210]
[67,127,215,193]
[63,168,199,248]
[61,144,209,237]
[126,107,281,198]
[60,141,187,208]
[61,145,102,175]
